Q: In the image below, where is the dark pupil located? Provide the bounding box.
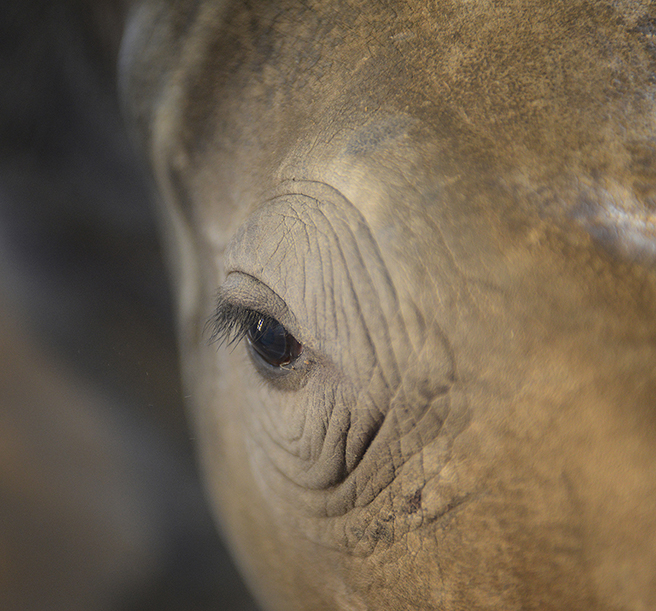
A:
[247,315,302,367]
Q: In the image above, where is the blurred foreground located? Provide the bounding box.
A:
[0,2,258,609]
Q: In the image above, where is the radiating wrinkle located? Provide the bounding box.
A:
[221,181,466,556]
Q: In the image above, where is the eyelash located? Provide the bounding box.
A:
[208,299,270,348]
[208,285,306,373]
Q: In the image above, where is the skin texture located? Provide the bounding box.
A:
[121,1,656,609]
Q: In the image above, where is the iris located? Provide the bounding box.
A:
[247,315,303,367]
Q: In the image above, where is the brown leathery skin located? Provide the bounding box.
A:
[122,1,656,609]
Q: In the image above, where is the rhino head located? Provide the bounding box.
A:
[120,1,656,609]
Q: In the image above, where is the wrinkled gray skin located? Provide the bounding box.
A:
[121,1,656,609]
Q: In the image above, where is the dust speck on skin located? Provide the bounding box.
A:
[405,488,423,515]
[634,16,656,58]
[371,520,394,545]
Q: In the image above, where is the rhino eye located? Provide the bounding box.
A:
[247,314,303,367]
[209,275,304,374]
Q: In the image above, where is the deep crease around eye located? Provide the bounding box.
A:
[247,314,303,367]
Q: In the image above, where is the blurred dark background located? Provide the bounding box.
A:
[0,1,258,609]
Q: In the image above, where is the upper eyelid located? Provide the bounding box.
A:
[209,271,305,344]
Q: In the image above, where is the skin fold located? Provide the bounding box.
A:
[121,1,656,609]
